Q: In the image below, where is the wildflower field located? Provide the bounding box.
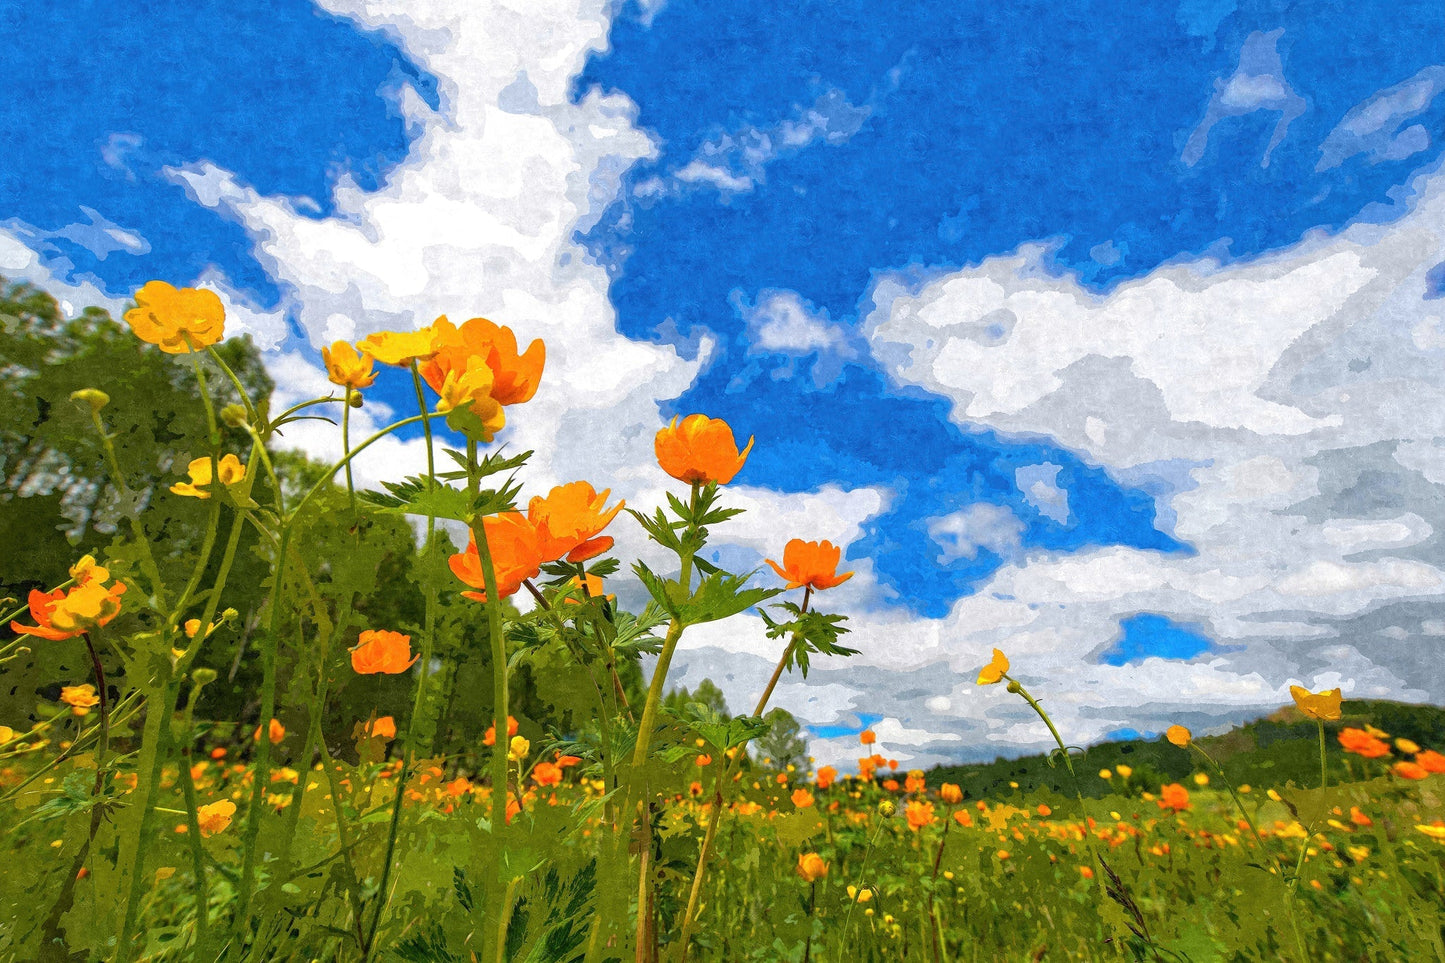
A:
[2,276,1444,963]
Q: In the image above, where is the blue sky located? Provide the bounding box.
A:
[6,0,1445,765]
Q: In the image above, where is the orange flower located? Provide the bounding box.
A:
[764,539,854,591]
[796,852,828,883]
[12,580,127,641]
[564,574,615,604]
[483,716,519,747]
[196,800,237,837]
[860,729,877,746]
[357,326,441,367]
[253,718,285,744]
[1289,685,1342,722]
[976,648,1009,685]
[940,782,963,805]
[59,684,101,716]
[814,765,837,790]
[533,762,564,787]
[1349,806,1373,827]
[1338,727,1391,759]
[887,759,898,771]
[170,454,248,499]
[423,316,545,406]
[904,770,926,794]
[350,630,418,675]
[449,514,546,603]
[791,788,815,808]
[322,341,378,390]
[953,810,973,828]
[365,716,397,740]
[695,754,713,767]
[1416,750,1445,774]
[882,779,900,792]
[529,482,625,563]
[654,414,753,485]
[1394,761,1429,780]
[905,800,937,831]
[124,281,226,354]
[1157,783,1191,813]
[1165,725,1192,748]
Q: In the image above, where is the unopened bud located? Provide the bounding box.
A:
[221,607,239,622]
[70,388,110,412]
[219,404,248,428]
[191,668,218,686]
[1006,681,1022,695]
[877,799,896,818]
[349,392,364,408]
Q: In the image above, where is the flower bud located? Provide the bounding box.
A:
[349,392,365,408]
[70,388,110,412]
[221,607,239,622]
[191,667,218,686]
[1006,680,1022,694]
[877,799,896,818]
[219,404,248,428]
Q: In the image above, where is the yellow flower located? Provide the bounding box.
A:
[171,454,247,499]
[357,327,441,367]
[1394,738,1420,754]
[976,648,1009,685]
[508,735,530,762]
[1165,725,1192,748]
[1416,824,1445,841]
[322,341,378,390]
[1193,773,1209,787]
[60,684,101,717]
[1289,685,1342,722]
[1115,764,1132,780]
[796,852,828,883]
[1099,768,1113,780]
[196,800,237,837]
[124,281,226,354]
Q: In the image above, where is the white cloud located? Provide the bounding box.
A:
[926,503,1024,563]
[732,288,860,387]
[1182,29,1306,168]
[1317,66,1445,171]
[1016,462,1070,523]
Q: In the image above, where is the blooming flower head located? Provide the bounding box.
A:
[1417,750,1445,774]
[423,316,545,406]
[654,414,753,485]
[484,716,519,747]
[322,341,378,390]
[1393,761,1429,780]
[764,539,854,591]
[796,852,828,883]
[1157,783,1191,813]
[791,788,815,808]
[253,718,285,744]
[508,735,530,762]
[815,765,837,790]
[859,729,877,746]
[905,800,937,831]
[12,578,127,641]
[533,762,563,787]
[1338,727,1392,759]
[1289,685,1342,722]
[904,770,926,794]
[1115,764,1133,780]
[940,782,963,805]
[350,630,418,675]
[171,454,248,499]
[60,684,100,716]
[124,281,226,354]
[449,514,546,603]
[976,648,1010,685]
[365,716,397,740]
[196,799,237,837]
[1165,725,1192,748]
[1417,824,1445,842]
[528,481,626,564]
[357,326,442,367]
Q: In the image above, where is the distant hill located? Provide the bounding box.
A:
[924,699,1445,802]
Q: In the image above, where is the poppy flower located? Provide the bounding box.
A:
[483,716,519,746]
[350,630,418,675]
[654,414,753,485]
[357,326,442,367]
[429,357,505,441]
[12,579,127,641]
[859,729,877,746]
[322,341,378,390]
[791,788,815,808]
[508,735,530,762]
[940,782,963,804]
[171,454,248,499]
[563,574,615,605]
[449,514,545,603]
[1394,761,1429,780]
[796,852,827,883]
[815,766,837,790]
[1338,727,1391,759]
[1157,783,1191,813]
[196,800,237,837]
[423,316,544,406]
[976,649,1009,685]
[529,482,625,563]
[124,281,226,354]
[365,716,397,739]
[533,762,563,787]
[904,770,926,794]
[1165,725,1192,748]
[764,539,854,591]
[1416,750,1445,774]
[60,684,101,716]
[905,800,936,831]
[1416,824,1445,841]
[253,719,286,744]
[1289,685,1342,722]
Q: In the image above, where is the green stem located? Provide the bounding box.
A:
[115,678,178,963]
[841,817,889,950]
[203,344,260,429]
[342,388,357,515]
[177,683,211,950]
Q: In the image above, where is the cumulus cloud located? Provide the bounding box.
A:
[1182,29,1306,168]
[731,288,860,387]
[926,503,1025,563]
[1317,66,1445,172]
[1015,462,1070,524]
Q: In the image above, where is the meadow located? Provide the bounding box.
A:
[2,276,1444,962]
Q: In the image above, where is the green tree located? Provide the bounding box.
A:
[755,706,810,777]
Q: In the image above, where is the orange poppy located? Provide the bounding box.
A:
[253,718,286,744]
[365,716,397,739]
[60,684,101,716]
[533,762,563,787]
[904,770,926,794]
[940,782,963,804]
[350,630,419,675]
[791,788,815,808]
[1338,727,1391,759]
[12,579,127,641]
[322,341,378,390]
[1417,750,1445,774]
[654,414,753,485]
[124,281,226,354]
[764,539,854,591]
[1165,725,1192,748]
[814,765,837,790]
[1393,761,1429,780]
[859,729,877,746]
[170,454,248,499]
[483,716,519,746]
[796,852,827,883]
[196,800,237,836]
[905,800,937,831]
[528,481,625,563]
[1157,783,1191,813]
[449,514,545,603]
[423,316,544,406]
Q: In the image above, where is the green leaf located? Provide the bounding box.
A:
[632,561,681,618]
[359,476,474,521]
[675,569,781,626]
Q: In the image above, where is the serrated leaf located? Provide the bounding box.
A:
[359,477,474,521]
[675,569,781,626]
[632,561,681,618]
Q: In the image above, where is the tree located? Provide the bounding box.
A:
[755,706,810,778]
